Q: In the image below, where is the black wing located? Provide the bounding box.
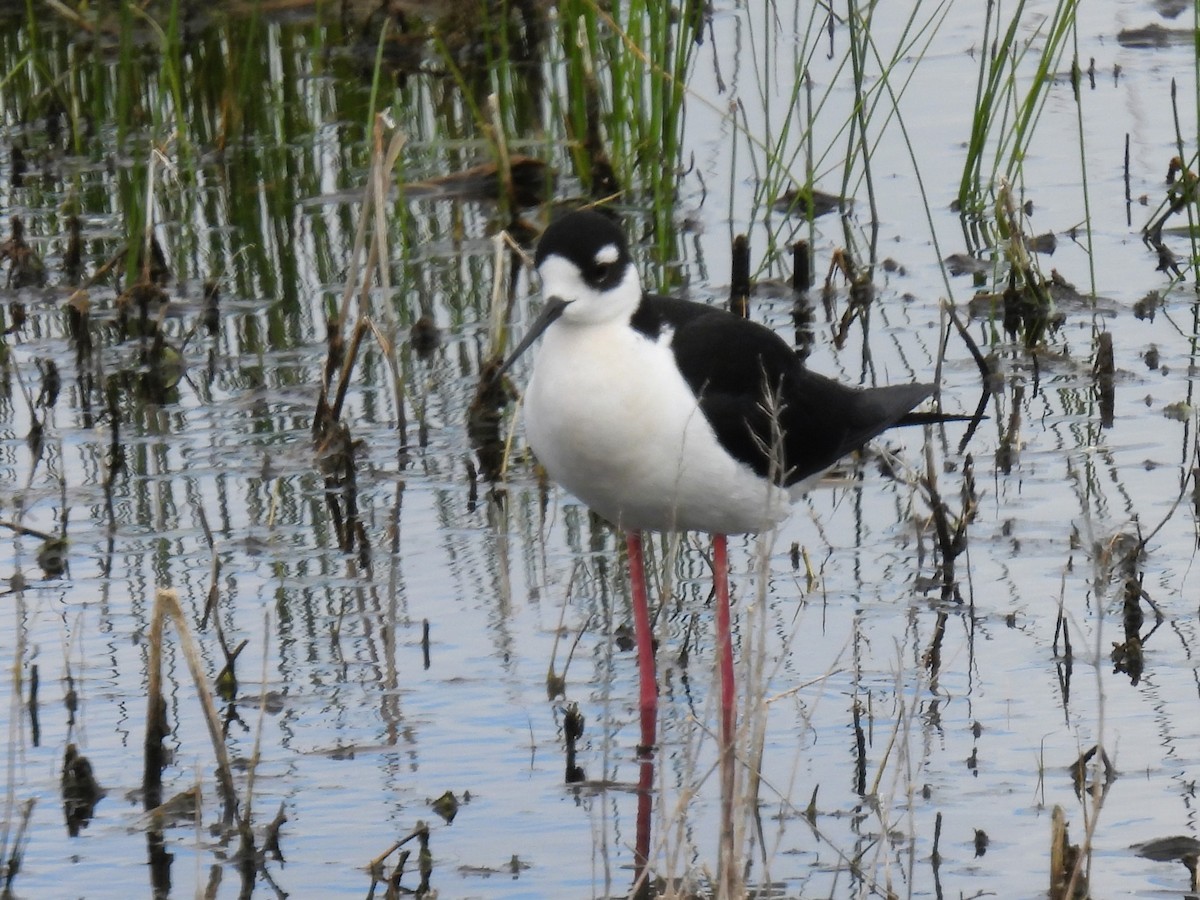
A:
[638,294,932,487]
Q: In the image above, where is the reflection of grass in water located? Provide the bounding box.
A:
[2,4,352,328]
[1,2,707,317]
[954,0,1106,345]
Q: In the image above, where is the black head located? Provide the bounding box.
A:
[534,209,632,294]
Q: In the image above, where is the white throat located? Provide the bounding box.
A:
[537,256,642,327]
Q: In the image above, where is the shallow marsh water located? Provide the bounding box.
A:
[2,1,1200,898]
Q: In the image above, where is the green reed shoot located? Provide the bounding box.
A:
[556,0,701,275]
[958,0,1081,212]
[1068,30,1096,298]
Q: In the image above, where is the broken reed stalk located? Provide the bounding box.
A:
[791,240,810,292]
[0,798,35,891]
[366,823,430,897]
[1049,805,1072,900]
[368,839,404,877]
[729,234,750,318]
[324,118,409,448]
[1093,331,1114,428]
[487,231,514,364]
[486,93,513,211]
[145,588,238,823]
[329,318,370,425]
[140,147,165,282]
[235,614,276,878]
[1,572,31,889]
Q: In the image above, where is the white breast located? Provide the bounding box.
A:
[522,320,792,535]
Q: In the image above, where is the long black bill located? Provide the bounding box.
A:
[492,296,569,381]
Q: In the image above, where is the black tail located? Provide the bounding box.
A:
[897,410,977,426]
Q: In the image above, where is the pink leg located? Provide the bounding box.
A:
[626,531,656,894]
[714,533,736,896]
[626,531,657,755]
[713,534,734,748]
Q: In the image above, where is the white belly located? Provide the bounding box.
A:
[522,320,792,534]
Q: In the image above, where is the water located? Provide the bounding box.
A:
[2,1,1200,897]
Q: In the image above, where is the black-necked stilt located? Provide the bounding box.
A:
[499,208,950,836]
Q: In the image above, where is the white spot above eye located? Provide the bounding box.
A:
[594,244,620,265]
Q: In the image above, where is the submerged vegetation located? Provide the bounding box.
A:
[0,0,1199,897]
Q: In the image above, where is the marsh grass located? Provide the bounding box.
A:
[949,0,1107,350]
[728,1,956,288]
[553,0,701,280]
[559,0,699,193]
[959,0,1082,213]
[785,0,1091,356]
[9,6,972,895]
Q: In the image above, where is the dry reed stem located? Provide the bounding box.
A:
[336,120,406,331]
[488,231,513,363]
[237,613,275,858]
[329,317,370,424]
[1050,804,1069,900]
[148,588,238,820]
[2,572,31,886]
[330,124,403,333]
[486,93,512,203]
[327,118,409,445]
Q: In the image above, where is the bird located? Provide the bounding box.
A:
[498,208,955,812]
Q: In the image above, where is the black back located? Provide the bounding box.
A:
[634,293,932,486]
